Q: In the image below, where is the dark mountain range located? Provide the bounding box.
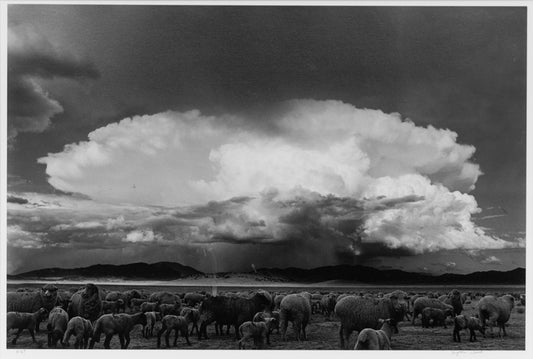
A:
[8,261,202,280]
[7,262,525,285]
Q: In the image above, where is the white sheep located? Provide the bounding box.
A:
[89,312,147,349]
[143,311,162,338]
[62,316,93,349]
[453,315,485,342]
[180,307,200,335]
[478,294,515,337]
[238,319,276,349]
[280,293,311,341]
[157,313,192,348]
[354,318,394,350]
[140,301,160,313]
[6,308,48,344]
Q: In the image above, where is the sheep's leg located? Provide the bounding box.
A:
[281,318,289,341]
[29,328,36,343]
[156,328,164,348]
[103,334,113,349]
[118,334,125,349]
[124,332,131,349]
[338,324,345,349]
[502,323,507,337]
[165,330,171,348]
[74,337,81,349]
[48,332,52,347]
[302,323,307,341]
[341,326,352,349]
[35,319,40,333]
[470,329,476,342]
[173,329,179,347]
[12,328,23,344]
[184,329,191,345]
[453,329,460,342]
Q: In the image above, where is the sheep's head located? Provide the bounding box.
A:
[37,307,49,320]
[41,284,58,300]
[82,283,99,299]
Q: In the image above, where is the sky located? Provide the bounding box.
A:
[4,5,526,275]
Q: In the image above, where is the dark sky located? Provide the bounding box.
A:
[5,5,526,274]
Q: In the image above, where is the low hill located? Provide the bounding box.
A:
[8,262,525,285]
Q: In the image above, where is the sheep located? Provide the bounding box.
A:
[274,294,285,310]
[130,298,149,311]
[412,297,454,325]
[334,295,406,349]
[149,291,180,305]
[7,284,58,332]
[7,308,48,344]
[47,306,69,348]
[62,316,93,348]
[279,293,311,341]
[157,314,192,348]
[519,294,525,306]
[101,299,125,314]
[453,315,485,342]
[89,312,147,349]
[159,302,182,317]
[68,283,102,322]
[198,291,271,340]
[478,294,515,338]
[321,294,337,319]
[354,318,395,350]
[421,307,452,329]
[180,307,200,335]
[183,292,205,307]
[104,290,141,312]
[253,310,279,335]
[439,289,463,316]
[237,319,276,349]
[143,311,162,338]
[56,290,72,311]
[140,301,160,313]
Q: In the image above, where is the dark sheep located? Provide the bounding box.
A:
[47,306,69,348]
[68,283,102,322]
[7,308,48,344]
[183,292,205,307]
[198,291,271,340]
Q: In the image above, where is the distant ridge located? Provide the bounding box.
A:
[8,262,202,280]
[8,262,525,285]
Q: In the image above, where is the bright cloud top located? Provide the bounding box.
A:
[35,100,514,259]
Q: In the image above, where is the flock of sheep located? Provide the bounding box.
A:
[6,283,525,350]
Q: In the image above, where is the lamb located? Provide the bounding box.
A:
[183,292,205,307]
[7,308,48,344]
[68,283,103,322]
[62,316,93,349]
[279,293,311,341]
[56,290,72,311]
[453,315,485,342]
[143,311,162,338]
[439,289,463,316]
[101,299,125,314]
[159,302,182,317]
[180,307,200,335]
[253,310,279,335]
[47,306,69,348]
[478,294,515,337]
[7,284,58,332]
[157,314,192,348]
[130,298,149,311]
[412,297,454,325]
[354,318,395,350]
[238,319,276,349]
[89,312,147,349]
[334,295,406,349]
[140,301,160,313]
[421,307,453,329]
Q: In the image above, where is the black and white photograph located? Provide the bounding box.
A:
[1,0,530,354]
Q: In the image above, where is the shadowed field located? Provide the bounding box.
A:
[6,283,525,350]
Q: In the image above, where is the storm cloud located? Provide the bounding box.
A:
[12,100,518,273]
[8,24,99,146]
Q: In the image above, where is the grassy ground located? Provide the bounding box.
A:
[5,284,526,350]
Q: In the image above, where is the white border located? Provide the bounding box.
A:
[0,1,530,359]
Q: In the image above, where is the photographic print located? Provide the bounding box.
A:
[2,1,529,354]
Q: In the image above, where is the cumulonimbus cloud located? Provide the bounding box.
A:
[33,100,520,267]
